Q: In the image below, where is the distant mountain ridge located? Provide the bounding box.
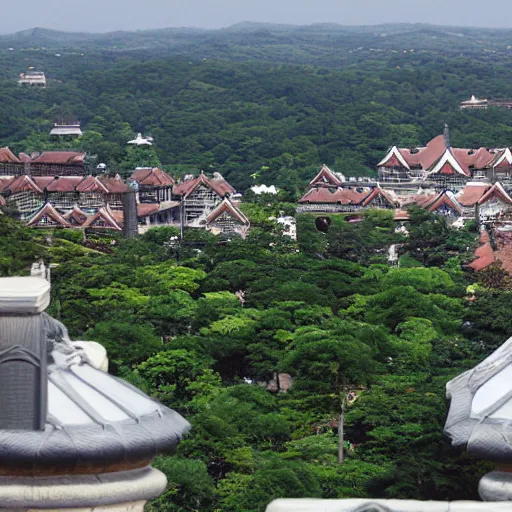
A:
[2,22,512,67]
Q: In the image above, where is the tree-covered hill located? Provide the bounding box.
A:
[0,203,503,511]
[3,46,512,190]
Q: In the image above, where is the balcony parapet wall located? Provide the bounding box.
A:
[266,499,512,511]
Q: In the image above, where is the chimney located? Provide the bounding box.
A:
[0,277,50,430]
[444,124,451,149]
[123,181,139,238]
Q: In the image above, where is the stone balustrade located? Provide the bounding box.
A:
[266,499,512,511]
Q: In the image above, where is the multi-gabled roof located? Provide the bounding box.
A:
[456,183,491,207]
[75,176,109,194]
[308,164,345,187]
[377,146,410,170]
[379,133,501,177]
[46,176,83,193]
[478,182,512,205]
[63,206,89,226]
[0,147,22,164]
[130,168,175,187]
[30,152,85,165]
[173,172,235,198]
[361,187,398,208]
[1,175,43,194]
[426,149,471,177]
[82,206,122,231]
[206,198,250,226]
[427,191,464,215]
[298,187,368,205]
[98,174,131,194]
[27,203,71,228]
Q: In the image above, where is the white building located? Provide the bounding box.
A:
[18,70,46,87]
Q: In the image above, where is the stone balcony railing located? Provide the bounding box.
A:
[296,204,362,214]
[266,498,512,511]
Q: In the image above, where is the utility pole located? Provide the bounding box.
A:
[338,397,345,464]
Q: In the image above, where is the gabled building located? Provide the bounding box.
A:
[27,203,71,229]
[173,171,236,226]
[1,175,44,220]
[477,182,512,221]
[82,206,123,231]
[130,168,175,203]
[426,191,464,217]
[206,198,250,238]
[308,164,345,188]
[376,128,506,188]
[297,186,369,213]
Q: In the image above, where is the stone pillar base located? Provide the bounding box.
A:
[0,467,166,511]
[479,471,512,501]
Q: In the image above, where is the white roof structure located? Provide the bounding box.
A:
[426,149,468,177]
[18,71,46,87]
[50,124,83,137]
[251,184,278,195]
[0,277,50,314]
[128,133,153,146]
[377,146,411,170]
[494,148,512,168]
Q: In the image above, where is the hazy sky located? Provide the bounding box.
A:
[3,0,512,33]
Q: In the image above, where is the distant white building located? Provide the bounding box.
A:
[128,133,153,146]
[18,70,46,87]
[50,122,82,137]
[251,184,278,195]
[276,215,297,240]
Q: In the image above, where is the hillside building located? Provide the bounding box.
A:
[50,121,83,137]
[18,70,46,87]
[460,94,512,110]
[377,128,512,188]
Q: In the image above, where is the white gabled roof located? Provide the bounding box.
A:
[377,146,410,170]
[426,149,468,177]
[494,148,512,168]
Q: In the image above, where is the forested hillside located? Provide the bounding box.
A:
[3,24,512,191]
[0,203,505,511]
[2,23,512,509]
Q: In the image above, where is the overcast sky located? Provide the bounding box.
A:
[3,0,511,33]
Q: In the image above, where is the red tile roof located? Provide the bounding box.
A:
[478,182,512,205]
[392,134,495,174]
[33,176,58,190]
[468,241,495,271]
[206,198,250,226]
[456,184,490,207]
[31,152,85,165]
[28,203,71,228]
[298,187,367,204]
[0,147,21,164]
[309,164,343,187]
[427,191,463,215]
[2,175,42,194]
[82,206,122,231]
[98,174,130,194]
[63,206,89,226]
[137,203,160,217]
[130,168,175,187]
[45,176,83,193]
[394,209,410,221]
[76,176,109,194]
[173,172,235,198]
[361,187,397,207]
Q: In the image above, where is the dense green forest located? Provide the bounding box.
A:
[0,202,507,511]
[3,22,512,510]
[4,24,512,191]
